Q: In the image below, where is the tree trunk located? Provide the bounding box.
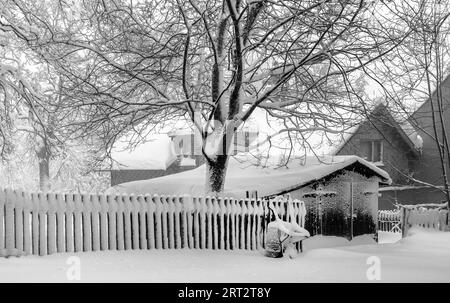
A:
[205,154,229,194]
[37,144,50,192]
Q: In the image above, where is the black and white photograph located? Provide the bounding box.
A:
[0,0,449,287]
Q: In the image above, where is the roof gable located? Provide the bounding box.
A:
[334,103,422,156]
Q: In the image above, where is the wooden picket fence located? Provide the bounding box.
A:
[400,203,449,236]
[0,189,306,257]
[377,210,402,233]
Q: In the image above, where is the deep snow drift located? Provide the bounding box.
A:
[0,228,448,283]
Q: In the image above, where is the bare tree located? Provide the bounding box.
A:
[0,21,90,191]
[2,0,408,193]
[372,0,450,208]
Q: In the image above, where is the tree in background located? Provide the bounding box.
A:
[2,0,409,193]
[0,20,107,192]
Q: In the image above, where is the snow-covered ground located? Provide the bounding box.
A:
[378,231,402,244]
[0,228,448,283]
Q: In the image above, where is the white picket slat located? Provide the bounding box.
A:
[167,196,175,249]
[31,192,40,255]
[73,194,83,252]
[146,195,155,249]
[130,195,140,250]
[107,194,117,250]
[116,195,125,251]
[47,193,57,255]
[99,195,109,250]
[65,194,75,253]
[198,197,206,249]
[56,193,65,253]
[91,194,101,252]
[14,190,24,252]
[38,192,48,256]
[193,197,200,249]
[154,195,162,249]
[123,195,132,250]
[82,194,92,252]
[138,195,147,250]
[23,192,32,254]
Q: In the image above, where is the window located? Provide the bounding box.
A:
[360,140,383,163]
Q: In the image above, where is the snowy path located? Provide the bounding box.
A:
[0,228,448,283]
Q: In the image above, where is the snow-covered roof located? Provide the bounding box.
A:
[111,129,261,171]
[111,135,177,170]
[109,155,391,198]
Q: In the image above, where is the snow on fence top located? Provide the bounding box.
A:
[110,155,392,198]
[0,188,306,257]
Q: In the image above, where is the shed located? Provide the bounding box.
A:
[110,155,391,240]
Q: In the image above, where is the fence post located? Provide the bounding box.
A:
[401,207,409,238]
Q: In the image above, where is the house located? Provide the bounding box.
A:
[109,134,204,186]
[108,130,259,186]
[408,75,450,191]
[334,88,450,209]
[110,155,391,239]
